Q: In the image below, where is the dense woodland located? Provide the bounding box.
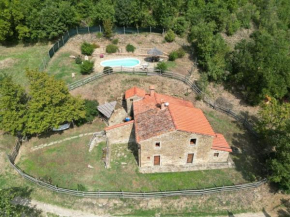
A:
[0,0,290,192]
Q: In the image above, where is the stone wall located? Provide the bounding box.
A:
[105,121,135,144]
[139,130,230,170]
[208,149,229,162]
[126,96,143,115]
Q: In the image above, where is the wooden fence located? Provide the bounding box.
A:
[68,68,259,137]
[7,154,266,198]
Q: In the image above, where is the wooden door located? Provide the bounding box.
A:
[187,153,194,163]
[154,156,160,166]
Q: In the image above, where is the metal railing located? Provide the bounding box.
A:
[6,154,266,198]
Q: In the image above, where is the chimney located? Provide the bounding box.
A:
[149,85,155,97]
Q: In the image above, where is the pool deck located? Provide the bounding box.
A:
[92,53,165,72]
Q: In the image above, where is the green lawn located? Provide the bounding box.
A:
[0,44,50,86]
[17,140,246,192]
[46,52,85,84]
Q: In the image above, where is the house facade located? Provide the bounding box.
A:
[105,86,233,173]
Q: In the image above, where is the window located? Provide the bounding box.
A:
[155,142,160,148]
[214,153,219,157]
[154,156,160,166]
[190,138,197,145]
[187,153,194,163]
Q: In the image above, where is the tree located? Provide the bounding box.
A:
[103,19,113,38]
[0,188,40,216]
[75,99,99,125]
[115,0,139,26]
[257,98,290,138]
[0,74,27,136]
[268,122,290,192]
[164,29,175,42]
[93,0,115,24]
[25,69,85,135]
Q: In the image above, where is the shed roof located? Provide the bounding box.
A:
[97,101,117,119]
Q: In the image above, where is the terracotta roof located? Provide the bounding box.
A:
[134,107,175,142]
[212,134,232,152]
[168,104,215,136]
[155,93,194,108]
[125,87,146,99]
[105,120,134,131]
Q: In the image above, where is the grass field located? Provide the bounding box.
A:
[46,52,85,84]
[0,44,50,86]
[17,139,246,192]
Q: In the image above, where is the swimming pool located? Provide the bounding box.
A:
[100,58,140,67]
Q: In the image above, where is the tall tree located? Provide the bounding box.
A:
[25,69,85,135]
[0,74,27,136]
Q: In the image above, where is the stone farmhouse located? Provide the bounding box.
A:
[105,86,234,173]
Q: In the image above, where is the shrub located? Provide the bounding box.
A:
[75,99,99,126]
[80,60,94,75]
[176,48,185,58]
[103,19,113,38]
[92,43,100,48]
[169,51,178,61]
[165,29,175,42]
[103,66,113,74]
[112,38,119,44]
[106,44,118,53]
[96,32,103,39]
[126,44,136,53]
[75,55,82,64]
[156,62,168,73]
[81,42,95,56]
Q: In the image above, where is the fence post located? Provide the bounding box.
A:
[67,30,70,38]
[99,25,102,32]
[162,29,165,35]
[76,26,78,34]
[133,67,135,74]
[88,26,90,34]
[123,26,125,34]
[62,36,64,45]
[137,26,139,34]
[150,26,151,33]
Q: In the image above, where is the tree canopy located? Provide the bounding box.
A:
[0,70,86,136]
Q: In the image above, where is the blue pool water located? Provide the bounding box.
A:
[100,58,140,67]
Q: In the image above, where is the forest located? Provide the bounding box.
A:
[0,0,290,192]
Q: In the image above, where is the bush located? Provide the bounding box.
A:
[126,44,136,53]
[81,42,95,56]
[112,38,119,44]
[106,44,118,53]
[165,29,175,42]
[176,48,185,58]
[156,62,168,73]
[75,99,99,126]
[80,60,94,75]
[103,66,113,74]
[96,32,103,39]
[169,51,178,61]
[75,55,82,64]
[92,43,100,48]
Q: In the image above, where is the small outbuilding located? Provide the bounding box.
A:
[97,101,117,121]
[147,47,163,62]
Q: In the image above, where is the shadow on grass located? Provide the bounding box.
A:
[278,199,290,217]
[230,121,266,182]
[4,187,42,217]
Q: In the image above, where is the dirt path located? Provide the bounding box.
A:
[14,197,110,217]
[14,197,269,217]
